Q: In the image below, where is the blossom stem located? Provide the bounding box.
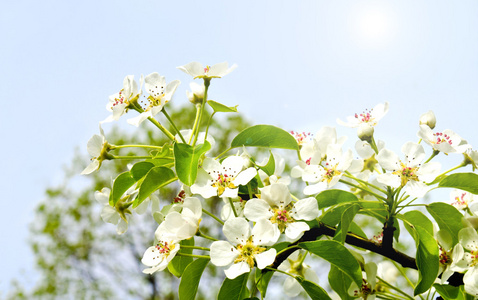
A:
[204,111,216,142]
[110,144,164,150]
[176,253,210,259]
[162,107,186,143]
[276,245,300,257]
[215,147,232,159]
[424,149,440,164]
[192,78,210,147]
[179,245,210,251]
[202,208,224,226]
[147,117,176,141]
[196,230,218,241]
[377,276,414,300]
[228,197,239,218]
[436,161,467,179]
[338,179,387,202]
[264,267,295,278]
[111,155,153,160]
[189,104,202,145]
[343,173,388,194]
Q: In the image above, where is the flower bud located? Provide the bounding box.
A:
[419,110,436,129]
[186,82,205,104]
[465,216,478,229]
[357,124,374,142]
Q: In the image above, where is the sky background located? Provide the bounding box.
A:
[1,0,478,294]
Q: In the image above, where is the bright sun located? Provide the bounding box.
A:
[353,8,395,47]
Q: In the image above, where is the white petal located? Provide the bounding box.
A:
[177,62,204,78]
[252,219,278,245]
[210,241,238,266]
[233,167,257,185]
[255,248,277,269]
[223,217,251,244]
[303,182,327,195]
[285,222,309,241]
[293,197,319,221]
[283,277,302,297]
[86,135,104,157]
[224,261,250,279]
[377,173,401,188]
[244,199,273,221]
[376,149,401,171]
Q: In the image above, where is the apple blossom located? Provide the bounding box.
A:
[191,157,257,198]
[127,73,180,127]
[210,217,277,279]
[417,125,470,154]
[244,183,319,241]
[177,61,237,79]
[376,142,441,198]
[102,75,143,123]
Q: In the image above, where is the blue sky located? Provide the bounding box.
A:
[1,0,478,292]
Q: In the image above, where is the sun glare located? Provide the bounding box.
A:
[353,7,395,47]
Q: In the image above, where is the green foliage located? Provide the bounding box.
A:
[134,166,176,208]
[231,125,299,150]
[328,266,354,300]
[178,258,209,300]
[168,238,194,278]
[207,100,238,113]
[439,172,478,194]
[217,272,249,300]
[427,202,464,246]
[174,140,211,186]
[295,277,332,300]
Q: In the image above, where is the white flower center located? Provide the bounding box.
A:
[354,108,376,125]
[433,132,453,145]
[209,170,238,196]
[392,162,419,186]
[233,236,266,268]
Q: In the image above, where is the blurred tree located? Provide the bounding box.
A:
[6,104,251,300]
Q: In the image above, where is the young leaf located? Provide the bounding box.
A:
[217,272,250,300]
[255,269,273,298]
[439,173,478,194]
[130,161,155,181]
[427,202,464,246]
[400,210,434,235]
[334,203,361,244]
[174,141,211,186]
[295,276,332,300]
[134,166,176,208]
[178,258,209,300]
[316,189,358,209]
[328,265,354,300]
[231,125,299,150]
[299,240,362,287]
[207,100,238,113]
[168,238,194,277]
[258,151,275,177]
[110,171,136,206]
[433,283,466,300]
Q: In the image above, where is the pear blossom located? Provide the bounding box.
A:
[244,183,319,241]
[186,81,205,104]
[135,191,160,215]
[94,187,131,235]
[337,102,389,128]
[221,197,245,221]
[128,73,180,127]
[436,230,465,284]
[81,125,112,175]
[417,125,470,154]
[376,142,441,198]
[277,250,320,297]
[301,144,354,195]
[103,75,143,123]
[455,227,478,295]
[291,126,346,179]
[450,189,477,211]
[141,232,180,275]
[177,61,237,79]
[290,131,313,146]
[176,129,215,150]
[257,153,291,186]
[419,110,436,129]
[155,197,202,241]
[191,157,257,198]
[210,217,277,279]
[348,262,377,300]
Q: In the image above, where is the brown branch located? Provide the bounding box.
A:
[270,222,417,270]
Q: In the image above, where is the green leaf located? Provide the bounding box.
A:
[207,100,238,113]
[173,141,211,186]
[231,125,299,150]
[439,173,478,194]
[134,166,176,208]
[168,238,194,277]
[217,272,249,300]
[299,240,362,287]
[295,276,332,300]
[130,161,155,181]
[320,203,356,227]
[255,269,273,298]
[178,258,209,300]
[316,189,358,209]
[110,171,136,206]
[427,202,464,246]
[433,284,466,300]
[328,265,354,300]
[403,222,439,295]
[400,210,434,235]
[334,203,361,244]
[258,151,275,177]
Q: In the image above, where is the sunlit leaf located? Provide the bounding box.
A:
[174,141,211,186]
[231,125,298,150]
[178,258,209,300]
[439,173,478,194]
